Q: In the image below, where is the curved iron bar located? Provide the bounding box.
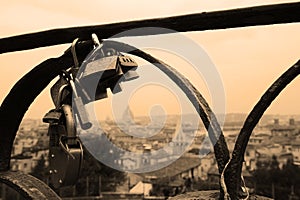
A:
[104,40,230,174]
[224,60,300,199]
[0,39,230,198]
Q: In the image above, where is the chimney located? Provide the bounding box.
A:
[274,119,279,125]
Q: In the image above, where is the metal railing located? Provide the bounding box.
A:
[0,2,299,199]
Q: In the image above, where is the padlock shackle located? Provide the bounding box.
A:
[56,83,69,108]
[47,104,84,188]
[71,38,80,69]
[61,104,76,139]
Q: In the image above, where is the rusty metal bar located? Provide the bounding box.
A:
[105,40,230,175]
[0,2,300,54]
[224,60,300,199]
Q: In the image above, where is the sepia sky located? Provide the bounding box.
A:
[0,0,300,120]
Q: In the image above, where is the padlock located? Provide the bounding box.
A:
[42,38,90,189]
[78,52,139,100]
[81,55,119,80]
[42,35,142,189]
[78,54,119,100]
[47,104,83,189]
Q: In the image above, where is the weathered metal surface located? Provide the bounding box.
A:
[0,171,61,199]
[224,60,300,199]
[0,2,300,54]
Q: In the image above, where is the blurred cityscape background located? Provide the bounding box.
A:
[2,110,300,199]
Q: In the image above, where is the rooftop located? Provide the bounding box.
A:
[139,156,201,182]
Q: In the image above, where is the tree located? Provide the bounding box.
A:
[75,149,126,196]
[254,157,300,199]
[270,155,280,184]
